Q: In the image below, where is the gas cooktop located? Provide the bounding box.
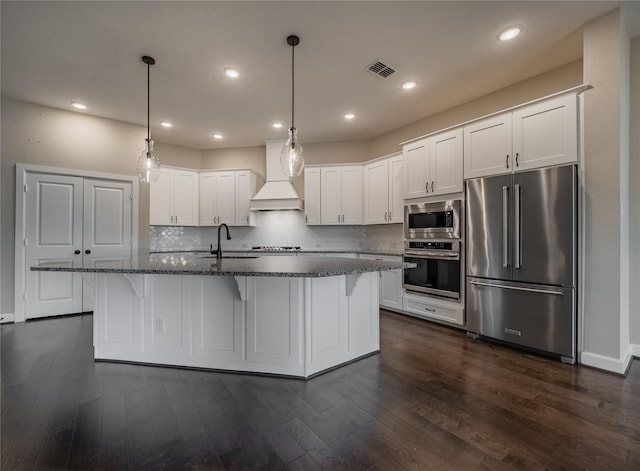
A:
[251,246,301,251]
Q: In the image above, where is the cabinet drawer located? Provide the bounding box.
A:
[403,295,464,325]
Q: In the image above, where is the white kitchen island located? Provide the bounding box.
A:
[33,254,412,378]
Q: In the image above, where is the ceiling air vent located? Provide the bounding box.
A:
[367,60,396,78]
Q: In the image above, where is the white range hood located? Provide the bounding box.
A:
[250,140,303,211]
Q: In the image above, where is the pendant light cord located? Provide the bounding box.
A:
[291,41,295,130]
[147,60,151,141]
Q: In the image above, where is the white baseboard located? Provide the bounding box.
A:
[580,344,637,375]
[0,313,15,324]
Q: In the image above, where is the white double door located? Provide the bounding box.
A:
[25,174,133,318]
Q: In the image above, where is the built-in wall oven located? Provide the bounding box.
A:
[403,240,461,300]
[404,200,461,240]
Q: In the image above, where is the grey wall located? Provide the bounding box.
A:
[0,98,147,314]
[630,36,640,345]
[582,9,629,360]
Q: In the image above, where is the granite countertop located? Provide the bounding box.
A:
[31,253,414,277]
[151,248,404,257]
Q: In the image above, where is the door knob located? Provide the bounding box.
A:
[74,250,81,255]
[85,250,91,255]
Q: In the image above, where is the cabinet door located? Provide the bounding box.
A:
[214,171,235,225]
[512,93,578,171]
[363,160,389,224]
[464,113,512,179]
[235,170,255,226]
[340,166,362,225]
[320,167,342,225]
[360,255,403,311]
[150,168,173,225]
[388,154,404,223]
[307,276,348,375]
[431,128,463,195]
[172,169,199,226]
[246,277,303,369]
[198,172,217,226]
[304,167,321,225]
[346,272,379,359]
[403,138,430,199]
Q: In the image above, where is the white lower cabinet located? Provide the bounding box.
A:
[93,272,380,378]
[306,272,379,376]
[359,254,403,311]
[246,277,303,372]
[192,276,244,361]
[402,291,464,326]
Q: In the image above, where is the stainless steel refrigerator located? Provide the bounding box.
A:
[465,164,577,362]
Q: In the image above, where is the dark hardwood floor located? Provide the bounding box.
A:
[2,310,639,470]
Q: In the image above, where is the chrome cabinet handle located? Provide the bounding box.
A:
[431,181,434,192]
[338,214,341,223]
[305,215,308,223]
[425,182,429,193]
[515,153,519,167]
[502,185,509,268]
[514,183,521,269]
[384,212,388,221]
[247,215,250,224]
[470,280,563,296]
[506,155,510,169]
[424,307,436,313]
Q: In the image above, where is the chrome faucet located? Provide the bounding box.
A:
[211,223,231,260]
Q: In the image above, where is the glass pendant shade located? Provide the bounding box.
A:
[136,138,161,183]
[280,127,305,178]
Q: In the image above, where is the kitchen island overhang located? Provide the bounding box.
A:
[32,254,413,378]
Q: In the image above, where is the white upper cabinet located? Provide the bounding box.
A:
[199,169,260,227]
[199,171,235,226]
[304,167,321,225]
[430,128,463,195]
[464,92,578,179]
[403,127,463,199]
[152,167,259,227]
[363,153,403,224]
[320,165,362,225]
[463,114,512,179]
[150,167,199,226]
[234,170,259,227]
[403,138,430,199]
[512,93,578,171]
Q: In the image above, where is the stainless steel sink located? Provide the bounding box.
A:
[199,255,260,259]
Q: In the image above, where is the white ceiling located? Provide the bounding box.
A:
[2,1,639,150]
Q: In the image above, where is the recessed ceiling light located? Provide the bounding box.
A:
[498,25,522,41]
[343,113,356,120]
[160,121,173,128]
[71,101,87,110]
[402,80,417,90]
[224,67,240,78]
[212,133,224,139]
[272,122,283,129]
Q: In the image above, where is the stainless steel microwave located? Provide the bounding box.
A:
[404,200,461,240]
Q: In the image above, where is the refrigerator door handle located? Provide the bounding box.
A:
[502,185,509,268]
[469,280,563,296]
[514,183,521,269]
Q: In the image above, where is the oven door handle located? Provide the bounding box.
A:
[404,251,460,260]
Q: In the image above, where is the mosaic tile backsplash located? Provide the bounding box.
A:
[149,211,403,253]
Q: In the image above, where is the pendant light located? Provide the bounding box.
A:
[280,34,305,178]
[136,55,161,183]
